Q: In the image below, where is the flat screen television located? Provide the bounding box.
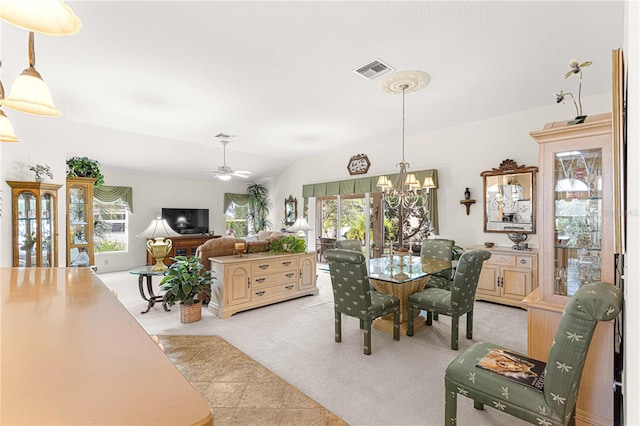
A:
[162,208,209,235]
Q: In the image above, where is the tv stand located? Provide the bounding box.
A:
[146,235,221,266]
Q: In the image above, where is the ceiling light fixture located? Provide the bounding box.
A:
[2,32,62,117]
[377,70,433,208]
[0,0,82,36]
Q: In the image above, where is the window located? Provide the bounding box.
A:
[225,202,248,237]
[94,199,128,253]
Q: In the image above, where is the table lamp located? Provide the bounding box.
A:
[136,216,181,271]
[287,217,313,238]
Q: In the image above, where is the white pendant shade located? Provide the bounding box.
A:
[2,68,62,117]
[0,110,19,142]
[0,0,82,36]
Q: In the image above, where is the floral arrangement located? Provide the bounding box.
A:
[29,163,54,180]
[554,58,592,121]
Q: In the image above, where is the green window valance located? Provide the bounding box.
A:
[301,169,439,233]
[94,186,133,212]
[223,193,250,213]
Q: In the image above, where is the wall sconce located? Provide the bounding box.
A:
[459,187,476,216]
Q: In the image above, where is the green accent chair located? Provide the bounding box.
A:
[444,281,623,426]
[407,249,491,350]
[335,239,363,252]
[324,248,400,355]
[420,238,456,290]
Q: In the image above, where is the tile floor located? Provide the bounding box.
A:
[158,335,346,426]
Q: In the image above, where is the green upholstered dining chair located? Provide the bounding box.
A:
[324,248,400,355]
[420,238,456,290]
[444,281,623,426]
[407,249,491,350]
[335,239,363,252]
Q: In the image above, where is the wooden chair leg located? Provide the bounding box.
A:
[359,319,365,330]
[433,312,439,321]
[426,310,433,326]
[444,379,458,426]
[407,305,414,336]
[363,320,372,355]
[473,400,484,410]
[393,310,400,341]
[466,310,473,339]
[451,316,459,350]
[335,310,341,343]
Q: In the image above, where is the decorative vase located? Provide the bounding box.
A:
[35,177,44,183]
[464,188,471,200]
[180,301,202,323]
[568,115,587,125]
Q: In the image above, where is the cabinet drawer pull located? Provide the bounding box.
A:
[255,290,266,296]
[259,264,270,269]
[520,259,527,264]
[247,277,251,288]
[285,285,294,290]
[255,278,266,283]
[285,272,295,278]
[282,261,292,266]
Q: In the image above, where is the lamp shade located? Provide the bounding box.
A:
[422,176,436,189]
[2,67,62,117]
[0,0,82,36]
[0,109,19,142]
[287,217,313,233]
[136,216,181,239]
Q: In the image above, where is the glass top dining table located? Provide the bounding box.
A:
[368,255,457,283]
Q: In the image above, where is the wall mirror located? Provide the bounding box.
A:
[481,159,538,233]
[284,195,297,226]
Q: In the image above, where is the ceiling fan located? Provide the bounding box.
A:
[213,140,252,181]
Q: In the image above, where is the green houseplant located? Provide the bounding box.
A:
[246,182,272,233]
[66,156,105,187]
[160,256,212,323]
[269,235,306,254]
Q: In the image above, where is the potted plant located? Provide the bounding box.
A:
[159,256,212,323]
[66,156,105,187]
[269,235,306,254]
[29,164,54,182]
[247,182,272,233]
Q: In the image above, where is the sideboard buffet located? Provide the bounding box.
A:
[469,245,538,307]
[208,252,318,318]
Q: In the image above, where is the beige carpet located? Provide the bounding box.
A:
[158,335,347,426]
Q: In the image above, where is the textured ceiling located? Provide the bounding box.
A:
[0,1,625,180]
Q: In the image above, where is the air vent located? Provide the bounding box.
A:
[215,133,234,139]
[352,59,395,80]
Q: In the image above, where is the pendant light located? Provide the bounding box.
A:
[2,32,62,117]
[0,0,82,36]
[0,65,19,142]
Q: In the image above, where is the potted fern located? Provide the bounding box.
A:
[66,156,105,187]
[160,256,212,323]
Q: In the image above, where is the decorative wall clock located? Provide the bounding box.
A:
[347,154,370,175]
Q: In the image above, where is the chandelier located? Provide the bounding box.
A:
[377,71,434,209]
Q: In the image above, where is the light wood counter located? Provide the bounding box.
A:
[0,267,213,426]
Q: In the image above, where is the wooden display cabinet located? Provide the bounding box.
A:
[524,113,616,425]
[66,177,96,266]
[7,181,62,267]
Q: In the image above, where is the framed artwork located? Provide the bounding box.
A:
[284,195,297,226]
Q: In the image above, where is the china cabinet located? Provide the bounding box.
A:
[66,177,96,266]
[524,113,615,425]
[7,181,63,267]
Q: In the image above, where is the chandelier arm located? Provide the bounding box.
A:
[29,32,35,68]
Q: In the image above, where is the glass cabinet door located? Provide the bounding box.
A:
[41,193,55,267]
[17,191,38,267]
[553,148,602,296]
[68,185,89,263]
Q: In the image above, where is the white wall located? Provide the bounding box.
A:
[272,93,612,250]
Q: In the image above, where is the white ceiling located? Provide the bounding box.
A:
[0,1,625,181]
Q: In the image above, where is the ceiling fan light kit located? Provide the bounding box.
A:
[213,139,252,180]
